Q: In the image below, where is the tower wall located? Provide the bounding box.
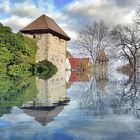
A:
[25,33,67,73]
[46,33,67,72]
[24,33,67,107]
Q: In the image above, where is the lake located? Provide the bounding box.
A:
[0,69,140,140]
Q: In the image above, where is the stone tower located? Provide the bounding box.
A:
[20,14,70,71]
[95,50,109,80]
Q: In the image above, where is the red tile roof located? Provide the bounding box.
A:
[69,58,89,69]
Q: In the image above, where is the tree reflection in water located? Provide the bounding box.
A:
[79,75,108,119]
[114,73,140,119]
[78,72,140,119]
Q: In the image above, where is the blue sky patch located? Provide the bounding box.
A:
[53,0,73,9]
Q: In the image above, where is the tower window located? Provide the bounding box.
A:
[33,34,36,39]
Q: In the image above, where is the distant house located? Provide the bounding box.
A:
[95,50,109,71]
[68,58,89,72]
[95,50,109,80]
[95,50,109,65]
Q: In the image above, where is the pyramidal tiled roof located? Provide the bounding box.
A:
[96,50,109,61]
[20,14,70,41]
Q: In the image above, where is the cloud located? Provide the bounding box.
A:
[1,15,32,32]
[0,1,44,32]
[0,1,45,18]
[0,0,69,32]
[116,0,140,8]
[65,0,136,25]
[58,22,77,40]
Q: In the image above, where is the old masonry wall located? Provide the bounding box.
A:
[24,33,68,107]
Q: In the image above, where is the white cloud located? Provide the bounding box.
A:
[1,15,31,32]
[65,0,136,25]
[59,23,78,40]
[11,5,44,18]
[0,0,70,33]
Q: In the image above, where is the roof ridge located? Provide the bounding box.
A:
[43,14,49,29]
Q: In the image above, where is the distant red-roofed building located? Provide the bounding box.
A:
[68,58,89,72]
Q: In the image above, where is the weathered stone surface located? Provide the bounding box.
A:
[23,33,68,107]
[25,33,67,74]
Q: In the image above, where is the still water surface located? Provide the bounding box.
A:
[0,70,140,140]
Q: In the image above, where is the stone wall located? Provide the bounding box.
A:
[35,74,67,107]
[25,33,67,73]
[46,33,67,73]
[23,33,68,107]
[23,73,68,107]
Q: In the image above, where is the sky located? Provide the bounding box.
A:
[0,0,139,42]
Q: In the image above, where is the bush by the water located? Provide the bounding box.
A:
[0,23,37,73]
[36,60,58,80]
[0,23,57,78]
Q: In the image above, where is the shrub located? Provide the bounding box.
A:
[36,60,57,79]
[8,63,32,77]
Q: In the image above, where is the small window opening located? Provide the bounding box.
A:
[33,34,36,39]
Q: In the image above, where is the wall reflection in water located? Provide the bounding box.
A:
[23,70,70,107]
[22,69,70,126]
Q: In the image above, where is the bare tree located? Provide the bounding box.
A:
[135,6,140,26]
[76,20,110,63]
[111,23,140,73]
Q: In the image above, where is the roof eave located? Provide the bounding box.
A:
[20,29,71,41]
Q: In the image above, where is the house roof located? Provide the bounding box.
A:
[20,14,70,41]
[96,50,109,61]
[69,58,89,68]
